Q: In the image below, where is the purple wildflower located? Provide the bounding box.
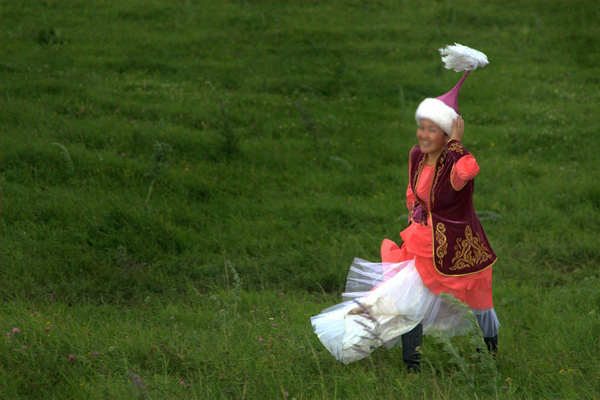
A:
[129,371,148,395]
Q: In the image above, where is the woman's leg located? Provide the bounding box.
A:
[401,323,423,372]
[473,309,499,356]
[484,335,498,355]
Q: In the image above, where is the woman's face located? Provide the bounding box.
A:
[416,119,448,155]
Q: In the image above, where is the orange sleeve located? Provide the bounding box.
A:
[452,154,479,190]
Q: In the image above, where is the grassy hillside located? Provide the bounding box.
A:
[1,0,599,398]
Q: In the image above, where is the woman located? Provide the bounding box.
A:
[311,44,498,372]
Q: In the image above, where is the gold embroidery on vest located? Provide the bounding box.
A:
[413,155,425,193]
[431,149,447,205]
[435,222,448,266]
[413,154,428,210]
[448,142,464,154]
[450,225,492,270]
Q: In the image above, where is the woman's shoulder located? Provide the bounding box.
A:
[409,145,422,160]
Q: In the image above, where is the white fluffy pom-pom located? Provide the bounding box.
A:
[439,43,489,72]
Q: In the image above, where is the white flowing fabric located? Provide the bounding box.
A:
[311,257,499,364]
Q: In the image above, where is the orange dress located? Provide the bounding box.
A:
[381,155,494,310]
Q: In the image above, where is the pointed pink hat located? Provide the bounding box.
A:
[415,44,488,135]
[436,70,470,116]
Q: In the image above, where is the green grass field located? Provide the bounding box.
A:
[1,0,599,398]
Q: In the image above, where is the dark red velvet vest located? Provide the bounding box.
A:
[408,140,497,276]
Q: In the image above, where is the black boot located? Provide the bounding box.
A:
[484,335,498,356]
[402,323,423,373]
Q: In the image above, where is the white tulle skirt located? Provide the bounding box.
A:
[310,257,499,364]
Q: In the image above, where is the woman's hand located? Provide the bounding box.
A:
[451,116,464,142]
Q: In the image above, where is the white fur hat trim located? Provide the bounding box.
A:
[415,98,458,135]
